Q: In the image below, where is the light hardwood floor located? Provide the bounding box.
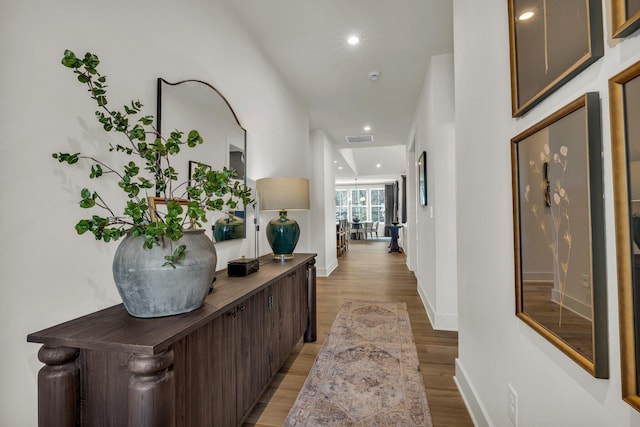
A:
[244,240,474,427]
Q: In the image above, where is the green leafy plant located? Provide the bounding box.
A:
[53,50,253,266]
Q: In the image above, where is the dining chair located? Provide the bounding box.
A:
[350,222,364,240]
[363,222,373,240]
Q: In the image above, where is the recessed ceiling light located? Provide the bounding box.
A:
[334,160,338,164]
[519,11,534,20]
[363,126,371,131]
[347,35,360,45]
[338,166,343,170]
[376,164,381,168]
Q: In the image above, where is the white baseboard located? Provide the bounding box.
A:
[550,289,592,320]
[522,275,592,320]
[317,259,338,277]
[455,358,492,427]
[522,271,554,281]
[418,284,437,328]
[417,284,458,331]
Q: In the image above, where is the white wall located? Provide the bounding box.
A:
[310,129,338,276]
[0,1,310,425]
[453,0,640,426]
[410,53,458,331]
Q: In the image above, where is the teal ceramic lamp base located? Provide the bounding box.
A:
[213,213,244,242]
[256,177,310,261]
[266,210,300,261]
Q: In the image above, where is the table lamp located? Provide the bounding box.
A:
[256,177,310,261]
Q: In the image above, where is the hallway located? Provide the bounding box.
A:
[245,240,474,426]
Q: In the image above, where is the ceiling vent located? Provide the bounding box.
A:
[345,134,374,144]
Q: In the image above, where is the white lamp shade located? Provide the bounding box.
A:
[256,177,310,211]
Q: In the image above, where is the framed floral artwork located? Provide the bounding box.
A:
[612,0,640,38]
[610,60,640,410]
[510,92,608,378]
[507,0,603,116]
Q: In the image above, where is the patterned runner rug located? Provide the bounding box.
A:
[284,300,433,426]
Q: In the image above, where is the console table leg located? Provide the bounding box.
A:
[37,345,80,427]
[128,348,175,427]
[305,259,317,342]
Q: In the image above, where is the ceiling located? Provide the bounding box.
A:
[225,0,454,185]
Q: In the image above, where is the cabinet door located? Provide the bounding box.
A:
[287,265,309,349]
[235,288,271,421]
[173,310,237,427]
[292,265,309,341]
[272,271,293,368]
[267,279,283,376]
[270,265,309,369]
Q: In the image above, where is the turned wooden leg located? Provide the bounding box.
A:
[127,348,175,427]
[37,345,79,427]
[305,258,317,342]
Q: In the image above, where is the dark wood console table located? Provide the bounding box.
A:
[28,253,317,427]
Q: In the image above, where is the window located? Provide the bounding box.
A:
[370,188,385,222]
[351,188,368,221]
[335,186,386,223]
[335,190,348,221]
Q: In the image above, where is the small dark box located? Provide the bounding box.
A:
[227,257,260,277]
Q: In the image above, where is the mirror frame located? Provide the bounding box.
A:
[511,93,608,378]
[612,0,640,38]
[610,60,640,410]
[156,78,247,240]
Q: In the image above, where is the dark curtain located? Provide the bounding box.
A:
[394,180,399,223]
[384,182,399,237]
[384,184,394,236]
[401,175,407,223]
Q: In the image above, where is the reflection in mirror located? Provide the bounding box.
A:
[610,61,640,411]
[157,79,247,242]
[229,145,245,180]
[511,93,608,378]
[507,0,603,116]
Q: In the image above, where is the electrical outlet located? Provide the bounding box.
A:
[507,383,518,427]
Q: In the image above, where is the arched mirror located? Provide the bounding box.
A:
[611,60,640,411]
[157,78,247,242]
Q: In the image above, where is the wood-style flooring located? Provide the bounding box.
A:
[522,281,593,360]
[244,240,474,427]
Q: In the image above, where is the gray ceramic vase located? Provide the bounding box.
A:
[112,229,216,318]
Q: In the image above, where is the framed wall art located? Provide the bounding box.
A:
[612,0,640,38]
[147,196,192,226]
[418,151,427,206]
[511,92,608,378]
[610,60,640,410]
[507,0,603,117]
[188,160,211,185]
